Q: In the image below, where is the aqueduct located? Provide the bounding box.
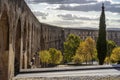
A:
[0,0,64,80]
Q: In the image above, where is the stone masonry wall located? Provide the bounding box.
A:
[14,75,120,80]
[0,0,64,80]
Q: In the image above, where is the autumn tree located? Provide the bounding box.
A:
[64,34,81,62]
[39,50,51,67]
[97,3,107,65]
[110,47,120,64]
[49,48,63,65]
[85,37,96,64]
[73,54,84,64]
[73,37,96,64]
[73,41,86,64]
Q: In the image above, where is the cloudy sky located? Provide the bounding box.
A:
[25,0,120,28]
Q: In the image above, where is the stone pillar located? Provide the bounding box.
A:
[28,24,32,67]
[38,28,40,50]
[31,26,33,56]
[8,5,17,80]
[20,20,24,70]
[22,21,28,69]
[26,23,29,68]
[23,23,26,69]
[14,19,21,76]
[33,27,35,52]
[0,9,9,80]
[37,29,39,50]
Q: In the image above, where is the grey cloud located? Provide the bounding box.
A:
[49,20,84,27]
[49,20,99,28]
[26,0,120,13]
[57,2,102,11]
[26,0,64,4]
[57,14,98,21]
[33,11,48,19]
[117,20,120,22]
[112,3,120,7]
[33,11,48,16]
[80,17,99,21]
[57,1,120,13]
[26,0,97,4]
[111,19,120,23]
[58,14,76,20]
[41,16,47,19]
[106,6,120,13]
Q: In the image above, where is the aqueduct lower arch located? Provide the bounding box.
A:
[0,0,64,80]
[0,8,9,80]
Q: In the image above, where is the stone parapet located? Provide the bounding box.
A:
[14,75,120,80]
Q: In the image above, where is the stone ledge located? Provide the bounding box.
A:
[14,75,120,80]
[20,64,120,74]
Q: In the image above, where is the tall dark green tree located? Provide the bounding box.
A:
[97,3,107,65]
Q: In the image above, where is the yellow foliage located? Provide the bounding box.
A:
[111,47,120,63]
[73,37,96,64]
[104,57,111,64]
[39,50,51,64]
[49,48,63,64]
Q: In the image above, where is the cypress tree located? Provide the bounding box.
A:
[97,3,107,65]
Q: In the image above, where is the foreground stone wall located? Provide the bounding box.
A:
[14,75,120,80]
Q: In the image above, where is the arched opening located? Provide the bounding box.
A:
[14,19,21,75]
[0,9,9,79]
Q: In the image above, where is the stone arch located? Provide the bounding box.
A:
[14,18,21,75]
[0,8,9,80]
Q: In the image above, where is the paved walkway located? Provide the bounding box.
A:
[16,69,120,78]
[20,64,120,73]
[14,65,120,79]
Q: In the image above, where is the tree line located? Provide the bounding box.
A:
[37,33,120,68]
[64,34,120,65]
